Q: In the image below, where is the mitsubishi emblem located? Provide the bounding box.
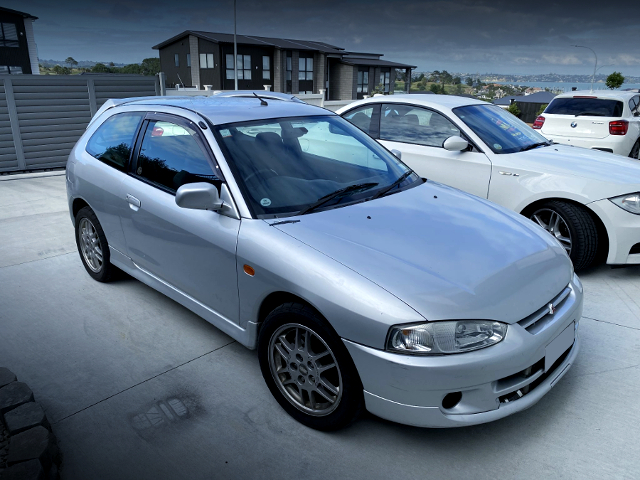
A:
[548,303,556,315]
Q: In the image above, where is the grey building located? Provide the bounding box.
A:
[0,7,39,75]
[152,31,415,100]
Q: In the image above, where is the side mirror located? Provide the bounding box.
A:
[443,136,469,152]
[175,182,223,211]
[391,149,402,160]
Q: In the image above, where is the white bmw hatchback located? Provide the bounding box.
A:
[533,90,640,159]
[338,94,640,270]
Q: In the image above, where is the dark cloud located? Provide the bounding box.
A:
[8,0,640,74]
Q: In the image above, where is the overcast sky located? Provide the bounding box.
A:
[7,0,640,76]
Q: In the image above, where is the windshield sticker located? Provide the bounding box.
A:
[494,144,503,150]
[260,198,272,207]
[220,129,231,137]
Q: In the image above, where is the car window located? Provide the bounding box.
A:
[380,104,460,147]
[136,119,220,193]
[86,112,144,170]
[343,106,374,135]
[545,97,624,117]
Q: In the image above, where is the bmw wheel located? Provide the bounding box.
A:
[258,302,363,430]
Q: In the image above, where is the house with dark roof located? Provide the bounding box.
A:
[0,7,39,75]
[494,91,557,123]
[152,31,415,100]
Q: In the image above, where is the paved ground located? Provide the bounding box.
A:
[0,174,639,480]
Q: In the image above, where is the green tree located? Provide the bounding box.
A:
[507,102,521,117]
[465,77,473,87]
[52,65,71,75]
[140,58,160,76]
[454,83,464,95]
[452,76,461,85]
[537,103,548,116]
[429,83,441,94]
[91,63,111,73]
[121,63,143,74]
[65,57,78,68]
[606,71,624,89]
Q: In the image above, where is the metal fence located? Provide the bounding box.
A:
[0,74,159,173]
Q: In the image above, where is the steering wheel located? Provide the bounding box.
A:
[244,169,279,183]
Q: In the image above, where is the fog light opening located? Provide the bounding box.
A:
[442,392,462,410]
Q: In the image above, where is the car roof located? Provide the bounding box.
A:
[358,94,488,109]
[101,94,334,125]
[553,90,638,101]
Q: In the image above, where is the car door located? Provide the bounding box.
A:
[376,104,492,198]
[119,113,240,324]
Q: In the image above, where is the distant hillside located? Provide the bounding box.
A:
[38,59,127,68]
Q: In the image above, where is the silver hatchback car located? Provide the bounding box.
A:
[67,94,582,430]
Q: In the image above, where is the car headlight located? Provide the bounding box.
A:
[609,193,640,215]
[386,320,507,355]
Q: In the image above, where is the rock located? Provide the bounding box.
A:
[6,426,57,470]
[2,459,45,480]
[0,367,17,388]
[0,382,34,414]
[4,402,50,435]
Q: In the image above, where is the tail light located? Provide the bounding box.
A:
[609,120,629,135]
[532,116,545,129]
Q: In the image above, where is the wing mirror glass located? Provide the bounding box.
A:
[443,136,469,152]
[175,182,223,211]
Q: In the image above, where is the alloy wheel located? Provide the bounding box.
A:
[268,323,342,416]
[531,208,572,254]
[79,217,103,273]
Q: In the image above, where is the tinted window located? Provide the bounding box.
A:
[545,97,624,117]
[380,104,460,147]
[136,120,219,192]
[86,113,144,170]
[343,106,374,135]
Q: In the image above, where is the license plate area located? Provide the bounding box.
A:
[545,322,575,372]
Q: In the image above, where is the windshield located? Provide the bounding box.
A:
[544,97,623,117]
[214,115,418,218]
[453,104,549,154]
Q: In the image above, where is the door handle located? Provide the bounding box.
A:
[499,171,519,177]
[126,194,141,211]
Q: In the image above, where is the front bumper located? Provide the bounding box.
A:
[344,274,583,428]
[588,198,640,265]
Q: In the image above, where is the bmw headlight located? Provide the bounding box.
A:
[610,193,640,215]
[387,320,507,355]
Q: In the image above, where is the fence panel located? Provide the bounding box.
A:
[0,74,159,173]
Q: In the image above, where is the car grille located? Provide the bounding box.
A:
[518,285,572,335]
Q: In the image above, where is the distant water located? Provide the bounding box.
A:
[493,81,640,92]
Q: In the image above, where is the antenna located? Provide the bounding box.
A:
[177,74,184,88]
[253,92,268,106]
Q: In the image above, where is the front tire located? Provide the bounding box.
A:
[258,303,363,431]
[75,207,114,282]
[529,200,599,271]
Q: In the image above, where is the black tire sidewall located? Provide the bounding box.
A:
[75,207,112,282]
[258,303,363,431]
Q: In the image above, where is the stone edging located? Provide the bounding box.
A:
[0,368,60,480]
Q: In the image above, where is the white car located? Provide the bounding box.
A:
[337,94,640,270]
[533,90,640,159]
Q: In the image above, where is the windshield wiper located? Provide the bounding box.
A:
[370,171,414,200]
[519,141,550,152]
[299,182,379,215]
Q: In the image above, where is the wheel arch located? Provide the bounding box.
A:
[257,291,326,326]
[72,197,90,222]
[520,197,609,262]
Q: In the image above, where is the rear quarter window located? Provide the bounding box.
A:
[86,112,145,170]
[545,98,624,117]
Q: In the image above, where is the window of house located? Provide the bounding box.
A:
[0,66,8,74]
[380,70,390,93]
[86,113,145,171]
[380,104,460,147]
[136,120,219,193]
[174,54,179,67]
[226,54,251,80]
[0,23,19,48]
[286,52,292,93]
[187,54,191,67]
[200,53,214,69]
[299,57,313,81]
[357,69,369,96]
[263,56,270,80]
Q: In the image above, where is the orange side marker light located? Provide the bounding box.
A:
[243,264,255,276]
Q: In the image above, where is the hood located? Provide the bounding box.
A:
[505,144,640,196]
[273,182,572,324]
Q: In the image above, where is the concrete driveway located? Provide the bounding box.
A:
[1,173,639,480]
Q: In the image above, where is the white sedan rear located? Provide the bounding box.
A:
[337,94,640,270]
[533,90,640,159]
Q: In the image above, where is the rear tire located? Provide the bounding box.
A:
[629,139,640,160]
[529,200,599,271]
[75,207,114,282]
[258,302,363,431]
